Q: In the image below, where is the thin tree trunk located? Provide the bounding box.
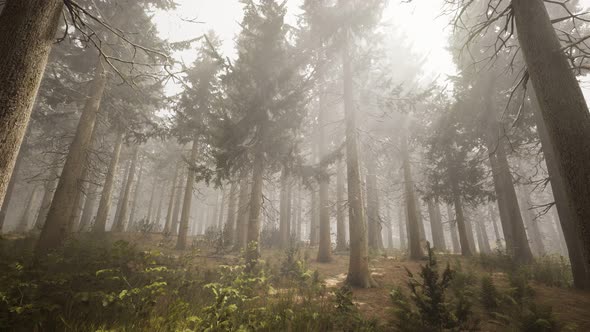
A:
[518,186,546,256]
[427,198,446,251]
[402,134,424,260]
[366,155,383,252]
[451,185,472,256]
[234,168,250,251]
[154,182,165,229]
[33,155,59,231]
[336,160,347,250]
[488,204,503,249]
[245,148,265,268]
[447,204,461,254]
[477,218,492,254]
[399,204,406,250]
[386,203,394,250]
[16,186,38,233]
[112,146,139,232]
[0,0,63,206]
[343,36,375,287]
[78,183,97,232]
[280,167,290,249]
[164,162,180,233]
[176,140,198,250]
[37,57,107,252]
[93,132,124,233]
[310,187,319,246]
[225,179,238,246]
[146,175,158,223]
[170,169,185,236]
[0,145,26,232]
[513,0,590,287]
[127,158,144,231]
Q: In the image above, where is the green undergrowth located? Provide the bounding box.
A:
[0,238,376,331]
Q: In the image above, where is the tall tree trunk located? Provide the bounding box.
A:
[477,218,492,254]
[37,58,107,252]
[399,204,406,250]
[16,186,38,233]
[447,204,461,254]
[245,148,265,268]
[225,179,238,246]
[112,147,139,232]
[154,182,165,229]
[518,186,546,256]
[343,36,375,287]
[513,0,590,287]
[33,155,59,231]
[336,160,347,250]
[146,175,158,223]
[310,187,319,245]
[366,154,383,252]
[164,162,180,233]
[93,131,123,233]
[170,169,185,236]
[0,0,63,205]
[402,135,424,260]
[484,81,533,263]
[176,140,198,250]
[280,167,290,249]
[78,183,97,232]
[427,198,446,251]
[488,204,503,249]
[386,203,394,250]
[450,185,472,256]
[0,145,26,232]
[234,169,250,251]
[127,158,144,231]
[531,92,588,287]
[317,89,332,262]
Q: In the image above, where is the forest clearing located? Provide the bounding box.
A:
[2,0,590,331]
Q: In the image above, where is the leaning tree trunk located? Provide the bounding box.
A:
[37,58,107,252]
[0,0,63,206]
[112,147,139,232]
[427,198,446,251]
[93,131,124,233]
[343,36,375,287]
[245,147,265,269]
[176,140,198,250]
[531,92,589,287]
[336,160,347,250]
[513,0,590,287]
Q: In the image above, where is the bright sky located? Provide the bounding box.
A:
[153,0,457,94]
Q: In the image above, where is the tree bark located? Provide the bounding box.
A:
[78,183,98,232]
[280,167,290,249]
[146,175,158,223]
[402,135,424,260]
[37,57,107,252]
[488,204,503,249]
[176,140,198,250]
[112,146,139,232]
[225,179,238,246]
[513,0,590,286]
[343,36,375,287]
[0,0,63,206]
[531,92,588,287]
[336,160,347,250]
[518,186,546,256]
[310,187,319,246]
[93,131,124,233]
[399,204,407,250]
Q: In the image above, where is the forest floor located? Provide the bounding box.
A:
[117,232,590,331]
